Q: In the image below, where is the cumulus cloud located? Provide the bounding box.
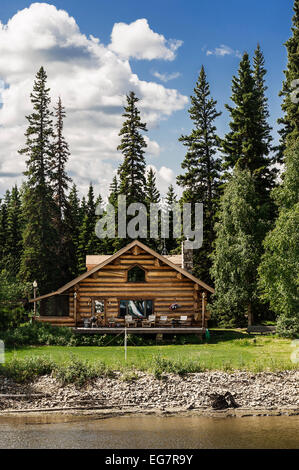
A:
[109,18,182,61]
[151,71,181,82]
[0,3,187,198]
[206,44,242,59]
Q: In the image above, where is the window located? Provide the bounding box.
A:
[92,299,105,315]
[127,265,146,282]
[40,295,69,317]
[119,300,153,319]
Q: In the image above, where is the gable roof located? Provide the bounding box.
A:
[31,240,214,301]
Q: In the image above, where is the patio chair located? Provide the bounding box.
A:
[107,317,116,327]
[178,315,190,327]
[141,314,156,327]
[125,315,137,327]
[158,315,172,327]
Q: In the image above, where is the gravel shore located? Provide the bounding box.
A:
[0,370,298,417]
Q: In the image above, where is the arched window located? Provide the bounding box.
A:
[127,265,146,282]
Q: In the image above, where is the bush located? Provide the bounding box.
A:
[53,357,113,386]
[150,355,202,379]
[0,322,74,347]
[0,356,55,382]
[0,270,32,330]
[276,315,299,339]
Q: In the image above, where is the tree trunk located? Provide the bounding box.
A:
[247,303,254,326]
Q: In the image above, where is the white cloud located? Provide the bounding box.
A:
[151,71,181,82]
[0,3,187,198]
[109,18,182,61]
[206,44,242,59]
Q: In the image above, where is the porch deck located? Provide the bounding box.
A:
[73,327,206,335]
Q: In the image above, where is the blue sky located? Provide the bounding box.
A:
[0,0,294,198]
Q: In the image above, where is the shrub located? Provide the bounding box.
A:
[276,315,299,339]
[0,322,74,347]
[150,355,202,379]
[53,357,113,386]
[0,356,55,382]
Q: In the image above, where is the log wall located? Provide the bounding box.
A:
[69,247,210,327]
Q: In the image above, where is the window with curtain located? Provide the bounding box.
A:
[119,300,153,319]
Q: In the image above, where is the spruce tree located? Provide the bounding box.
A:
[276,0,299,160]
[4,186,23,276]
[117,91,148,248]
[108,175,119,207]
[64,183,81,277]
[145,167,160,251]
[0,190,10,270]
[258,142,299,337]
[252,44,277,221]
[77,184,100,272]
[210,167,268,327]
[222,52,272,181]
[177,66,222,282]
[164,184,178,254]
[52,97,71,218]
[51,97,75,285]
[117,91,147,204]
[102,175,120,254]
[18,67,59,294]
[145,167,160,205]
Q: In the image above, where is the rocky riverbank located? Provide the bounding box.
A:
[0,370,298,417]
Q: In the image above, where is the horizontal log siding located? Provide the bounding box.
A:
[72,249,208,326]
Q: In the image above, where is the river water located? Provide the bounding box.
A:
[0,414,298,449]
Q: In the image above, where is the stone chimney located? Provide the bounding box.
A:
[181,240,193,274]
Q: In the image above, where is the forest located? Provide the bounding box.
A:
[0,1,298,337]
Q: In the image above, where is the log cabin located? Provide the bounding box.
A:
[31,240,214,328]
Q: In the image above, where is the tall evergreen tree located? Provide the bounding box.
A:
[108,175,119,207]
[253,44,273,151]
[145,167,160,206]
[117,91,147,204]
[52,97,71,218]
[77,184,100,272]
[276,0,299,161]
[145,167,160,251]
[18,67,59,294]
[4,186,23,276]
[116,91,148,248]
[177,66,222,282]
[51,96,75,285]
[210,167,267,326]
[65,183,81,277]
[164,184,178,254]
[0,190,10,270]
[222,52,273,183]
[258,142,299,337]
[252,44,277,221]
[101,175,120,254]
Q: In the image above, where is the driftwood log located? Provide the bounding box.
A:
[209,392,240,410]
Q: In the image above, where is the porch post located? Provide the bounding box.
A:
[202,292,206,328]
[74,291,77,327]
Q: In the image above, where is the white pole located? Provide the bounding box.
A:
[124,326,127,361]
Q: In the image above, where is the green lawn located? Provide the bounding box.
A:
[4,333,297,372]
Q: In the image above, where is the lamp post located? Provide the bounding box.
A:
[33,280,38,321]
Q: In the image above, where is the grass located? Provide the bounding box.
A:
[1,333,297,378]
